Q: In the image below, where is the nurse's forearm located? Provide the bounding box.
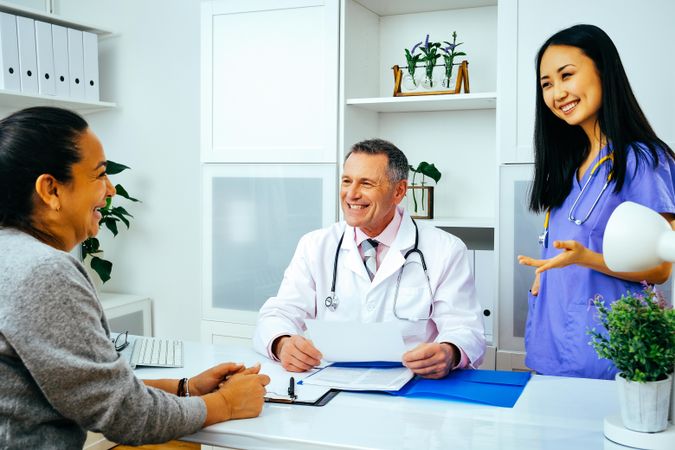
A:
[581,248,672,284]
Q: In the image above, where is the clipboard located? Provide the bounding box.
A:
[264,389,340,406]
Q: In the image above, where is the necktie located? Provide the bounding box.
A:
[361,238,379,281]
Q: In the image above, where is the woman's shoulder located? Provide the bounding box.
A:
[0,228,91,297]
[625,141,673,166]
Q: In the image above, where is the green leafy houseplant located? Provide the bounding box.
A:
[419,34,442,88]
[441,31,467,88]
[81,161,139,283]
[403,40,423,88]
[588,284,675,382]
[409,162,442,214]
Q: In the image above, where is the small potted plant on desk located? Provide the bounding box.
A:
[407,162,441,219]
[589,283,675,432]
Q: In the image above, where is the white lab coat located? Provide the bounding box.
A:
[253,209,486,366]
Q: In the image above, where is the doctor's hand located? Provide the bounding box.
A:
[518,240,591,275]
[402,342,458,379]
[189,362,246,396]
[273,335,322,372]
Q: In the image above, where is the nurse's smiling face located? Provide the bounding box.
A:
[340,152,407,237]
[539,45,603,135]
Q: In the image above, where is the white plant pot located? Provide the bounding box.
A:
[616,373,673,432]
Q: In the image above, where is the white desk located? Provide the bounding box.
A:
[135,341,626,450]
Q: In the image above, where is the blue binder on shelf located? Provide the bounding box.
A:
[387,369,531,408]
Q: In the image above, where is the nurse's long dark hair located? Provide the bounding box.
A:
[529,24,674,213]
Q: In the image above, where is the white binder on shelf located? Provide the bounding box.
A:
[474,249,495,342]
[51,24,69,97]
[16,16,37,94]
[66,28,84,99]
[0,12,20,91]
[34,20,55,96]
[82,31,98,101]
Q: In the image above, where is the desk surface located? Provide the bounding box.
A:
[135,341,624,450]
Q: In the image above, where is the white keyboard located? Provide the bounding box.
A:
[129,336,183,369]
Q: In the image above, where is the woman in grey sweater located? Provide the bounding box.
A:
[0,107,270,448]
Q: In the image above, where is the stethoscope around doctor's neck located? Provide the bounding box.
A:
[538,153,614,248]
[324,219,434,321]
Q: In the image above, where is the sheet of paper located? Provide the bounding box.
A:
[301,365,414,391]
[260,360,331,403]
[305,320,406,362]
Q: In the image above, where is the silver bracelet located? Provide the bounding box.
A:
[185,378,191,397]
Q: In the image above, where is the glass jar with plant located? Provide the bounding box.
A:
[441,31,466,89]
[81,161,139,283]
[407,162,442,219]
[402,40,423,91]
[588,284,675,432]
[419,34,442,89]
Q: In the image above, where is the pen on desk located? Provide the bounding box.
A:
[288,376,296,399]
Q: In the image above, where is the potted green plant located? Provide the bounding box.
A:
[441,31,466,89]
[589,284,675,432]
[419,34,442,89]
[81,161,139,283]
[402,40,423,91]
[407,162,441,219]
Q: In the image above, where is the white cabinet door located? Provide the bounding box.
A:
[202,164,336,323]
[497,164,543,352]
[500,0,675,163]
[201,0,339,163]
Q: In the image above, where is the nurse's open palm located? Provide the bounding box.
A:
[518,240,589,274]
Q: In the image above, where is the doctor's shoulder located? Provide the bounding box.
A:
[417,221,469,255]
[294,222,345,256]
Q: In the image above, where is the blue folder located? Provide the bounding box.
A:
[386,369,531,408]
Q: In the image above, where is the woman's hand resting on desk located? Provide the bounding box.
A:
[189,362,246,396]
[202,364,270,426]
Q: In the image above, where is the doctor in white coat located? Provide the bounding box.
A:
[253,139,485,379]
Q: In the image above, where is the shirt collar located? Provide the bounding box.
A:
[353,206,403,248]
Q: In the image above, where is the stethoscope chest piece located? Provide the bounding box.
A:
[325,294,338,312]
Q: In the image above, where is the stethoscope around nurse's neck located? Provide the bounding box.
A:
[538,153,614,248]
[324,219,434,321]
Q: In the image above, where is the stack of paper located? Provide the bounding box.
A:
[301,365,414,391]
[305,320,406,362]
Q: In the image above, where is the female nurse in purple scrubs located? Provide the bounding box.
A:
[517,24,675,379]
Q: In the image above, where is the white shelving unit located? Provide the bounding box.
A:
[425,216,495,228]
[346,92,497,113]
[0,88,114,113]
[0,1,113,35]
[0,0,116,114]
[341,0,498,368]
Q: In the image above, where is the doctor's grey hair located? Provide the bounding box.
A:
[345,138,409,183]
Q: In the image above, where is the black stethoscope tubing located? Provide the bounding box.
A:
[325,219,426,311]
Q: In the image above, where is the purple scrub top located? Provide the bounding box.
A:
[525,143,675,379]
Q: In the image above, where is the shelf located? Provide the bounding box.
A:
[0,0,113,36]
[346,92,496,113]
[422,216,495,228]
[0,90,116,114]
[354,0,497,16]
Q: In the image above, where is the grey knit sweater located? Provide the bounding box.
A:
[0,228,206,448]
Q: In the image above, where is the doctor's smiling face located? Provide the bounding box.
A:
[341,152,407,237]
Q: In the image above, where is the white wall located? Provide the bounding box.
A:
[55,0,203,340]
